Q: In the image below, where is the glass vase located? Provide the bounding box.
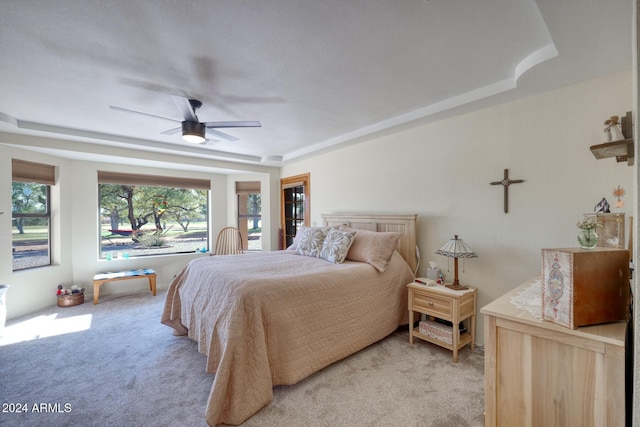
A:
[577,228,598,249]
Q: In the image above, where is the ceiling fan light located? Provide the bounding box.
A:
[183,134,205,144]
[182,121,206,143]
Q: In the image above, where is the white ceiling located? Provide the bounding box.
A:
[0,0,633,169]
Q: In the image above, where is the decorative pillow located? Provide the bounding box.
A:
[295,228,326,257]
[340,226,401,272]
[319,229,355,263]
[287,226,334,251]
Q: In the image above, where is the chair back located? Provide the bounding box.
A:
[214,227,244,255]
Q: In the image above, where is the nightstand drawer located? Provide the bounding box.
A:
[411,292,452,318]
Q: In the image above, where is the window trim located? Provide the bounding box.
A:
[12,158,54,271]
[12,179,52,271]
[236,182,262,251]
[98,175,211,259]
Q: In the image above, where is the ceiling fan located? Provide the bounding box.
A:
[110,95,261,144]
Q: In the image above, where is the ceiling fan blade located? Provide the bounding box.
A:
[171,95,199,122]
[160,127,182,135]
[204,121,262,128]
[205,128,239,142]
[109,105,180,123]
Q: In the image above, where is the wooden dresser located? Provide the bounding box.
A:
[482,278,627,427]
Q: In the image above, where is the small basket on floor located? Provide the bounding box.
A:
[57,293,84,307]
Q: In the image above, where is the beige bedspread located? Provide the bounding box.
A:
[161,250,414,426]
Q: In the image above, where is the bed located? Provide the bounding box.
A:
[161,214,418,426]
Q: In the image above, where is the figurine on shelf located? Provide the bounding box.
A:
[594,197,611,213]
[604,116,625,142]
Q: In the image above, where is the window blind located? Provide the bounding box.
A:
[12,159,56,185]
[281,181,305,190]
[97,171,210,190]
[235,181,261,194]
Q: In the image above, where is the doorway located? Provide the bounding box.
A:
[280,173,310,248]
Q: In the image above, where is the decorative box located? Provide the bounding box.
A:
[419,319,456,345]
[541,247,629,329]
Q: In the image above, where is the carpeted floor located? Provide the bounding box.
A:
[0,290,484,427]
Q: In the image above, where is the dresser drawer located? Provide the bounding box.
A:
[411,292,452,318]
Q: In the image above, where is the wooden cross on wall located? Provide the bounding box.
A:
[490,169,525,213]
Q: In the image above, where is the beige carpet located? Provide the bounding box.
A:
[0,290,484,427]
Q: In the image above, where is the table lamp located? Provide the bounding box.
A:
[435,235,477,290]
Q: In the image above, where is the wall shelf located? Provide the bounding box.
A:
[590,111,634,166]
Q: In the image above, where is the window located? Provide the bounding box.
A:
[98,171,209,259]
[236,181,261,251]
[12,159,55,271]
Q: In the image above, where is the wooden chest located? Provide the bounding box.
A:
[541,247,629,329]
[482,279,627,427]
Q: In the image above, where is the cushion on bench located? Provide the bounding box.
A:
[93,269,156,281]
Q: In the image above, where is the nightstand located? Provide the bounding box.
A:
[407,282,477,362]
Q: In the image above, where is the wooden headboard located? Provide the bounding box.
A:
[321,213,418,273]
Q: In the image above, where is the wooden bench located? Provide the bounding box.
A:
[92,268,157,304]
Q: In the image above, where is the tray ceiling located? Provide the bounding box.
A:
[0,0,632,168]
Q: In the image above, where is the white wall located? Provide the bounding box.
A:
[281,70,634,345]
[1,71,633,341]
[0,148,74,321]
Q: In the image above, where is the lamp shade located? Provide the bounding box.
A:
[435,235,477,290]
[435,235,477,259]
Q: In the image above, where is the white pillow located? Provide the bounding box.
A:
[319,229,355,263]
[295,228,326,257]
[287,226,334,251]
